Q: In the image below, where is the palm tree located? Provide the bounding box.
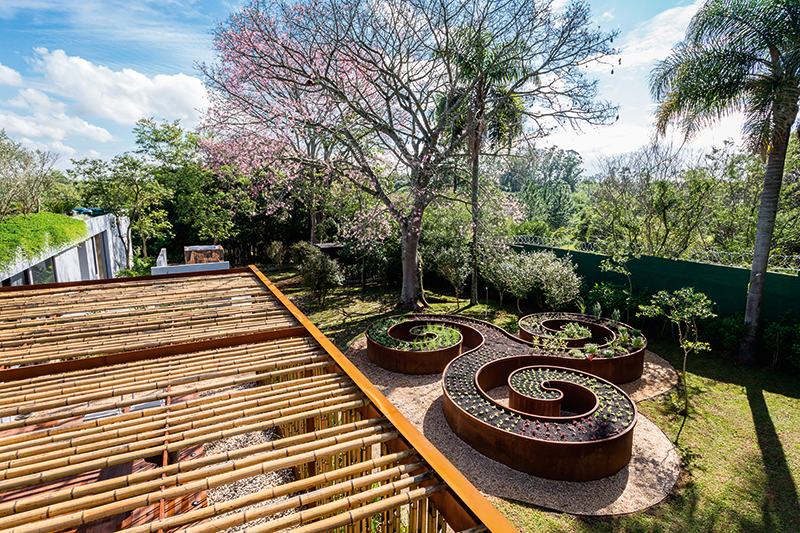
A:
[439,28,526,305]
[650,0,800,363]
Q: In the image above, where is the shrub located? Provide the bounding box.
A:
[265,240,287,265]
[697,314,744,353]
[0,212,87,268]
[765,317,795,367]
[290,241,320,265]
[585,282,648,321]
[299,253,344,305]
[116,255,155,278]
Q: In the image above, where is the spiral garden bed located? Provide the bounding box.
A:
[366,313,646,481]
[365,316,484,374]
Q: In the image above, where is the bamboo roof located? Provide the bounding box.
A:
[0,267,517,533]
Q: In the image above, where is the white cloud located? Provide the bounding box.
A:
[600,11,614,21]
[542,113,745,173]
[6,88,66,114]
[19,138,77,159]
[619,2,702,71]
[0,107,115,143]
[0,63,24,86]
[32,48,209,126]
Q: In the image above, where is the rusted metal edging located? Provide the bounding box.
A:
[248,265,519,533]
[0,267,252,294]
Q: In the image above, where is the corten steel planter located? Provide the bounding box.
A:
[366,317,484,375]
[443,359,637,481]
[508,368,598,418]
[518,313,647,384]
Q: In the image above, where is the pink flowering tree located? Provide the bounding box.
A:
[201,0,617,309]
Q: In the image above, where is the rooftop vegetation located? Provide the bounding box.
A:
[0,212,87,269]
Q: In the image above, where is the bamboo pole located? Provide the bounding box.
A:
[0,373,349,450]
[125,454,424,533]
[0,398,369,491]
[3,431,401,533]
[218,478,446,533]
[0,289,274,329]
[0,359,334,432]
[0,271,253,301]
[0,418,388,518]
[1,315,300,365]
[0,275,261,311]
[0,378,354,461]
[0,391,367,481]
[0,352,331,418]
[0,335,318,393]
[0,288,278,326]
[0,340,323,405]
[174,468,434,533]
[0,296,285,345]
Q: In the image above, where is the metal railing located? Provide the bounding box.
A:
[489,235,800,274]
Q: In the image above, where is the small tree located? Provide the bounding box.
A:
[479,243,515,310]
[638,288,716,417]
[599,252,639,322]
[433,246,471,309]
[299,252,344,305]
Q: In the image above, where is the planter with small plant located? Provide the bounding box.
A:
[518,312,648,383]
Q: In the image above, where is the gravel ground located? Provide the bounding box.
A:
[203,384,297,532]
[342,337,681,516]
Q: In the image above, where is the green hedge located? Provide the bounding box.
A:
[0,213,87,269]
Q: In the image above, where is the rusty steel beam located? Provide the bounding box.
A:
[0,268,252,294]
[248,266,519,533]
[0,326,309,382]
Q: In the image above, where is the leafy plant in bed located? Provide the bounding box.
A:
[519,312,647,359]
[367,317,461,351]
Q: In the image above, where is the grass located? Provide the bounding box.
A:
[267,267,800,533]
[0,212,87,268]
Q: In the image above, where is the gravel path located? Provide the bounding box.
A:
[342,336,681,516]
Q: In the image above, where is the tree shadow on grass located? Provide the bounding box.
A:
[746,386,800,532]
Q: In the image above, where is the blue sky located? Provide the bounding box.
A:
[0,0,742,172]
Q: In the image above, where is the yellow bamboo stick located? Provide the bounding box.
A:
[0,417,388,518]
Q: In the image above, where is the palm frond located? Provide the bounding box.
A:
[651,42,752,137]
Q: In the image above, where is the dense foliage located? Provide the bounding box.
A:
[0,213,86,268]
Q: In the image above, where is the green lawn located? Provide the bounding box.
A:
[268,269,800,533]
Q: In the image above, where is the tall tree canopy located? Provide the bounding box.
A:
[651,0,800,362]
[202,0,617,309]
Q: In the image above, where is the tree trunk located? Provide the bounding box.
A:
[469,85,486,306]
[399,215,424,310]
[741,112,796,363]
[470,143,480,305]
[141,236,147,258]
[310,209,318,244]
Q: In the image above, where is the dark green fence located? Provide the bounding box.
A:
[517,244,800,323]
